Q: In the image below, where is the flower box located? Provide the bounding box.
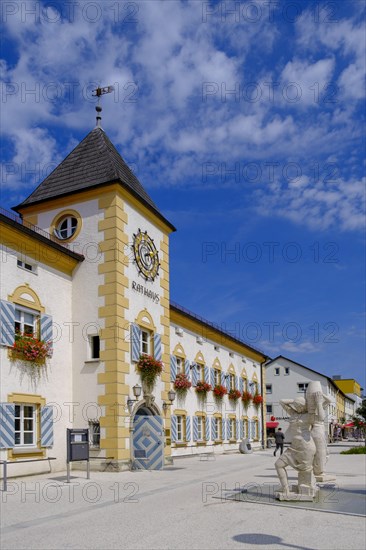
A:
[241,391,253,408]
[195,381,212,396]
[136,354,163,387]
[174,373,192,397]
[228,389,241,401]
[253,392,263,409]
[213,384,227,400]
[10,333,51,367]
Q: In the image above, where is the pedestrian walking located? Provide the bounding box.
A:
[274,427,285,456]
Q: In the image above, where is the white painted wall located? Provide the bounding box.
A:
[0,245,73,475]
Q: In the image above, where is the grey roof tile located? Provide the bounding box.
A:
[15,128,175,230]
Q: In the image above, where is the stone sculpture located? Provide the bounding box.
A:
[275,397,317,501]
[275,383,336,501]
[306,381,336,482]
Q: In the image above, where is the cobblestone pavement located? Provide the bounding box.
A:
[1,441,365,549]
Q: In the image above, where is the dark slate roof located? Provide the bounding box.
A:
[14,127,175,231]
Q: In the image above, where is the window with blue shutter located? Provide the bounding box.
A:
[171,415,177,442]
[0,300,15,346]
[221,371,225,386]
[0,403,15,448]
[185,416,191,442]
[227,419,231,439]
[153,333,162,361]
[191,363,199,386]
[222,418,226,440]
[185,359,190,378]
[193,416,198,441]
[41,406,54,447]
[170,355,177,381]
[239,377,244,393]
[131,323,141,362]
[211,417,217,440]
[210,368,215,387]
[205,417,210,441]
[236,420,240,441]
[40,314,53,356]
[204,365,209,384]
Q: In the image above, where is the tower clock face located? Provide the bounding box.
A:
[132,229,160,282]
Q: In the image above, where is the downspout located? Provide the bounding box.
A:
[260,359,266,449]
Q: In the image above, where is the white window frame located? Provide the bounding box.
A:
[15,306,38,336]
[55,216,77,240]
[274,367,280,376]
[17,259,37,274]
[284,367,290,375]
[176,357,183,375]
[14,404,37,447]
[266,404,273,414]
[176,415,185,442]
[140,329,150,355]
[214,417,222,440]
[214,369,221,386]
[298,382,309,393]
[197,416,203,440]
[89,421,100,448]
[266,384,272,394]
[230,418,236,440]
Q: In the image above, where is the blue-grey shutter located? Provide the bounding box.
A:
[131,323,141,362]
[210,368,215,387]
[240,419,244,439]
[0,300,15,346]
[192,363,199,386]
[222,418,226,440]
[239,377,244,393]
[0,403,15,448]
[226,375,231,392]
[171,415,177,442]
[185,359,190,378]
[204,365,209,384]
[186,416,191,442]
[227,419,231,439]
[205,417,210,441]
[235,376,239,390]
[236,420,240,441]
[211,417,217,440]
[41,406,54,447]
[154,333,162,361]
[40,314,53,356]
[193,416,198,441]
[170,355,177,381]
[221,371,225,386]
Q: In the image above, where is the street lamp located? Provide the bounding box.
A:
[127,384,142,413]
[163,389,176,411]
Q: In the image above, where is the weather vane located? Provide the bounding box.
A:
[92,84,115,128]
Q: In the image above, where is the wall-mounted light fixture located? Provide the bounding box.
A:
[127,384,142,413]
[162,389,176,411]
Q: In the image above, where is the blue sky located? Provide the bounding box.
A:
[1,1,365,389]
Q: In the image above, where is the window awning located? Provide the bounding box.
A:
[266,421,279,428]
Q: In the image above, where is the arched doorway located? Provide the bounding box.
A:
[132,404,164,470]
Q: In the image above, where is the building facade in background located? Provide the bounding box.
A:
[265,356,356,442]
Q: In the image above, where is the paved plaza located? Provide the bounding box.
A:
[1,442,365,550]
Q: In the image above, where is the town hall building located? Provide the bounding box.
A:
[0,114,267,477]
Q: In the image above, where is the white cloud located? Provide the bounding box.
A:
[281,58,335,106]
